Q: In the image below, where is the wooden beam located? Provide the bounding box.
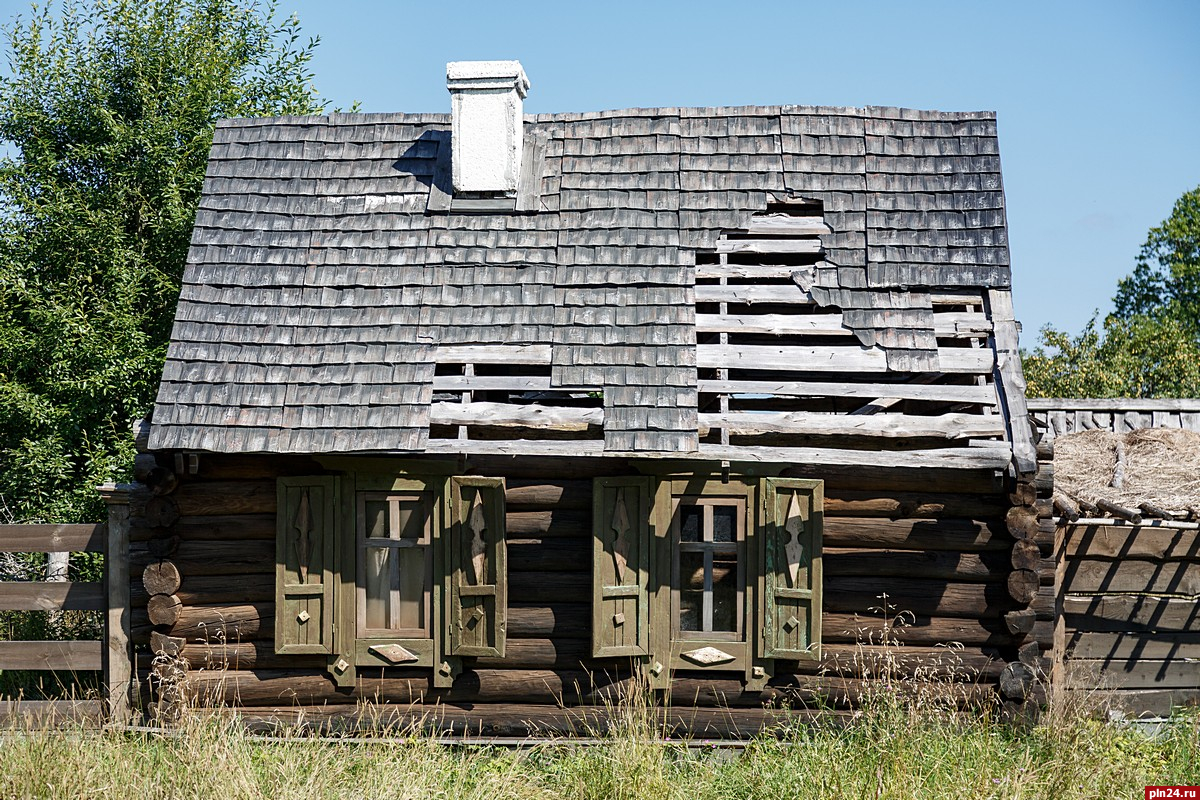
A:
[435,344,552,365]
[430,401,600,430]
[696,410,1006,440]
[695,284,813,305]
[698,378,996,405]
[0,640,102,671]
[0,524,105,553]
[987,289,1037,474]
[697,344,993,373]
[745,214,831,236]
[432,375,556,392]
[0,581,104,612]
[1027,398,1200,412]
[715,238,822,254]
[696,311,993,338]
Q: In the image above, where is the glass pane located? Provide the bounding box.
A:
[712,553,738,632]
[678,551,704,631]
[712,506,737,543]
[397,498,425,541]
[394,547,426,630]
[365,500,388,540]
[679,505,702,543]
[363,545,393,630]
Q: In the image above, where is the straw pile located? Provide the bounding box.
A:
[1053,428,1200,514]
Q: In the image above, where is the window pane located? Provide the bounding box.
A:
[394,547,426,630]
[712,553,738,632]
[679,551,704,631]
[712,506,736,543]
[679,505,702,543]
[363,545,393,630]
[365,500,388,540]
[397,498,425,541]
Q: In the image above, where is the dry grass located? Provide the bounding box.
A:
[1054,428,1200,511]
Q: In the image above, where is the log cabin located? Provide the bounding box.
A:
[131,60,1048,735]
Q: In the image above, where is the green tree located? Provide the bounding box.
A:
[0,0,329,522]
[1024,186,1200,399]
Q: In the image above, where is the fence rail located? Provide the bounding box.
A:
[0,503,131,726]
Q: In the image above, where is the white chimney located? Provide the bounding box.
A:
[446,60,530,195]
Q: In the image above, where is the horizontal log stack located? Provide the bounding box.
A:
[123,448,1048,733]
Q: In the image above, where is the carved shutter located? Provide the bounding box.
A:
[592,477,653,658]
[448,476,507,658]
[761,477,823,660]
[276,476,339,655]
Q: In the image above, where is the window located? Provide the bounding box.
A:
[592,474,821,688]
[275,472,507,688]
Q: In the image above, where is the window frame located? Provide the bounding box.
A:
[355,489,435,640]
[670,494,746,642]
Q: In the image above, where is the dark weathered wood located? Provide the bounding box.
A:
[998,661,1034,700]
[1053,493,1081,522]
[147,535,180,558]
[0,640,102,671]
[1062,559,1200,595]
[1061,595,1200,633]
[144,496,179,528]
[505,480,590,510]
[825,492,1004,519]
[1010,539,1042,571]
[0,581,104,612]
[132,602,272,643]
[1006,569,1039,605]
[508,539,588,572]
[173,480,275,516]
[1017,641,1041,669]
[1138,501,1180,521]
[1095,499,1141,524]
[150,631,186,658]
[507,603,589,639]
[179,641,324,670]
[146,594,183,627]
[1062,525,1200,560]
[1066,659,1200,690]
[1005,506,1038,540]
[130,539,274,577]
[822,518,1009,552]
[133,573,275,607]
[1004,608,1037,636]
[824,577,1017,619]
[825,548,1007,582]
[0,523,104,553]
[698,378,996,405]
[1009,482,1036,507]
[1065,631,1200,661]
[142,561,182,596]
[506,510,588,538]
[784,465,1005,496]
[1033,460,1053,494]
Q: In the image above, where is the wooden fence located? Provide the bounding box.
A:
[0,485,132,725]
[1029,398,1200,442]
[1055,520,1200,717]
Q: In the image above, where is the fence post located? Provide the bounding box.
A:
[99,483,133,725]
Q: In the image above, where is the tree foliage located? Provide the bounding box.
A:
[1024,186,1200,399]
[0,0,328,522]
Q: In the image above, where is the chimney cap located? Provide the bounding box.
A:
[446,60,530,98]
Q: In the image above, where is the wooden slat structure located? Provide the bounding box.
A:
[1056,521,1200,717]
[0,510,130,727]
[1029,398,1200,442]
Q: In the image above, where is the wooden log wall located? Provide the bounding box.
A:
[1056,518,1200,718]
[128,451,1037,734]
[1028,398,1200,442]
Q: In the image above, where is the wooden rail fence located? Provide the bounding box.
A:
[0,484,133,726]
[1055,520,1200,717]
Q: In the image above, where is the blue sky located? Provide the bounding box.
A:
[2,0,1197,346]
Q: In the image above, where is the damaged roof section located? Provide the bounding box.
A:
[149,104,1026,470]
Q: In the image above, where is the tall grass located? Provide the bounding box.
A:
[1,689,1196,800]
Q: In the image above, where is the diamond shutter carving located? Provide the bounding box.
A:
[448,476,506,658]
[276,476,339,655]
[761,477,823,660]
[592,477,653,658]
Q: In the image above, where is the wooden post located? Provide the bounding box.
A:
[99,483,133,725]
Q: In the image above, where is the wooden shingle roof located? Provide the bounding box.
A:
[149,104,1030,471]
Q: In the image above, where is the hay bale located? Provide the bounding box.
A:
[1053,427,1200,513]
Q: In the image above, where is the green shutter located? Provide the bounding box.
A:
[276,476,339,655]
[761,477,823,660]
[448,476,506,658]
[592,477,653,658]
